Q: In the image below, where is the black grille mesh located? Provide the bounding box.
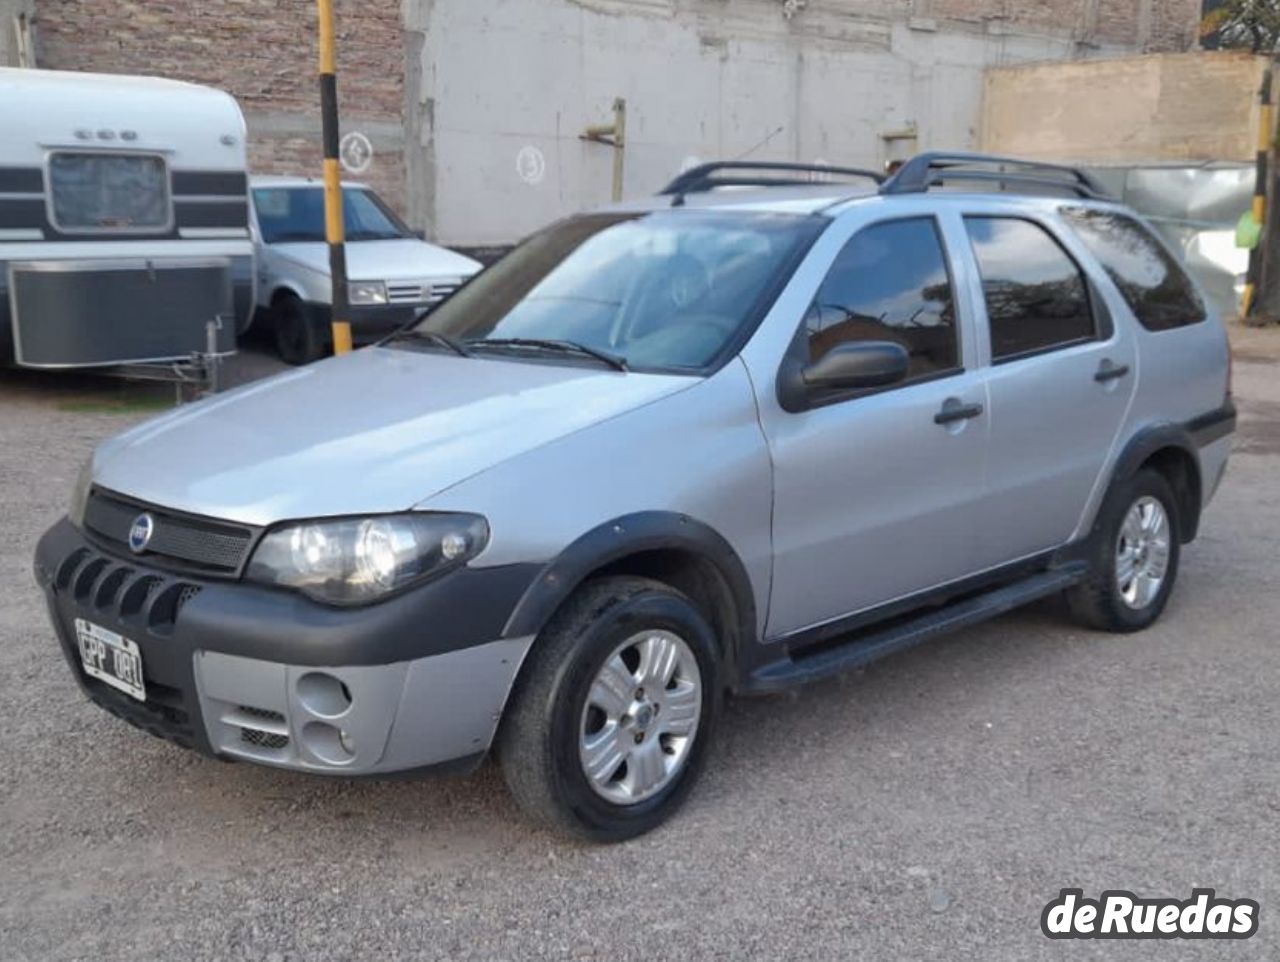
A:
[237,707,289,751]
[83,489,254,574]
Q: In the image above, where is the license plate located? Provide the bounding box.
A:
[75,618,146,702]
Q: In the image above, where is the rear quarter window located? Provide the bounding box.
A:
[1061,207,1206,331]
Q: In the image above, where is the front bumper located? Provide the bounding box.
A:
[302,301,423,342]
[34,518,539,776]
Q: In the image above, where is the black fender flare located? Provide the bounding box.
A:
[502,511,759,659]
[1100,422,1203,542]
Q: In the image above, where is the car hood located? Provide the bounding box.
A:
[269,239,482,281]
[92,347,695,527]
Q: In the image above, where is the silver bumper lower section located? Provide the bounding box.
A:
[192,635,535,774]
[1200,435,1233,506]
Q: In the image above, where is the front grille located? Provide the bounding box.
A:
[235,706,289,751]
[241,728,289,750]
[428,281,460,302]
[83,488,256,576]
[386,278,461,305]
[57,548,201,630]
[387,281,426,304]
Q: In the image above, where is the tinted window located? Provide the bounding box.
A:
[415,210,820,372]
[1061,207,1206,331]
[965,217,1094,361]
[253,187,410,243]
[804,217,958,380]
[49,153,169,231]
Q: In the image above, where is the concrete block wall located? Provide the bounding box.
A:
[411,0,1200,245]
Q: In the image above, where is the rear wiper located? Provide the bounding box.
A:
[385,329,473,357]
[469,338,628,372]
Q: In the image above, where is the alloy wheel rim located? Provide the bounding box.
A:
[1115,495,1171,610]
[578,629,702,805]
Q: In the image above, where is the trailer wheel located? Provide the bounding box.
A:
[272,293,326,365]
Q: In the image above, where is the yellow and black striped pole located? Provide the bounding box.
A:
[317,0,352,354]
[1243,69,1272,319]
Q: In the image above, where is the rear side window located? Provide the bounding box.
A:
[1061,207,1206,331]
[964,216,1094,362]
[804,217,959,382]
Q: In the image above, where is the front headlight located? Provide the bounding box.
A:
[348,280,388,305]
[68,457,93,529]
[246,513,489,606]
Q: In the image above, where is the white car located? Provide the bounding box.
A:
[250,175,481,363]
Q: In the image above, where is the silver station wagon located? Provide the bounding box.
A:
[35,154,1235,841]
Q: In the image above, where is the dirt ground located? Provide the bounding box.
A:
[2,325,1279,961]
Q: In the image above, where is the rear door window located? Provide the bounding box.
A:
[1061,207,1206,331]
[964,216,1095,362]
[804,216,960,382]
[48,152,170,232]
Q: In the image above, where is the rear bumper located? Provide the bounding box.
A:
[1187,399,1236,508]
[1187,399,1236,449]
[34,518,538,775]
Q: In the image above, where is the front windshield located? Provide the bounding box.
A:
[413,210,821,371]
[253,186,410,243]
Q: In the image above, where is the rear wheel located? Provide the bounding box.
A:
[1067,468,1181,632]
[496,576,721,842]
[272,293,327,365]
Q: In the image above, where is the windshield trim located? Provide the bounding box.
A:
[388,209,830,378]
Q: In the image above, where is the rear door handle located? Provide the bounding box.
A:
[934,400,984,425]
[1094,359,1130,383]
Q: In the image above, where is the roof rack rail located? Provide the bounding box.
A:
[880,152,1111,200]
[660,161,884,199]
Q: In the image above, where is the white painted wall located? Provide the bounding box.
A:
[407,0,1131,246]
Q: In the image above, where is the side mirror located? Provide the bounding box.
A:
[802,341,909,393]
[412,229,427,241]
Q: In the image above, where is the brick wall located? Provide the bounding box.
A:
[927,0,1199,49]
[33,0,407,211]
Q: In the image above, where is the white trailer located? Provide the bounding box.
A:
[0,67,253,369]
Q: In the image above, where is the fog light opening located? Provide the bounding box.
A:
[301,721,355,764]
[296,672,353,718]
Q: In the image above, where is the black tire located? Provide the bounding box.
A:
[495,576,722,842]
[1067,467,1181,633]
[272,293,327,365]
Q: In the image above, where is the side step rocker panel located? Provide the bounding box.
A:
[743,563,1089,695]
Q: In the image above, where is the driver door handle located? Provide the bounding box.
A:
[934,400,984,425]
[1094,359,1131,383]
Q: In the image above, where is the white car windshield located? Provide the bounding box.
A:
[410,210,822,372]
[253,186,411,243]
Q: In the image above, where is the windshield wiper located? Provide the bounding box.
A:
[385,329,474,357]
[469,338,628,372]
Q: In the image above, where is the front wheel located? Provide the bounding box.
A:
[495,576,721,842]
[1067,468,1181,632]
[272,294,327,365]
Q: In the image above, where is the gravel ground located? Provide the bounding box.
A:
[2,330,1279,961]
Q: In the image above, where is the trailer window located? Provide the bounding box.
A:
[48,153,170,232]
